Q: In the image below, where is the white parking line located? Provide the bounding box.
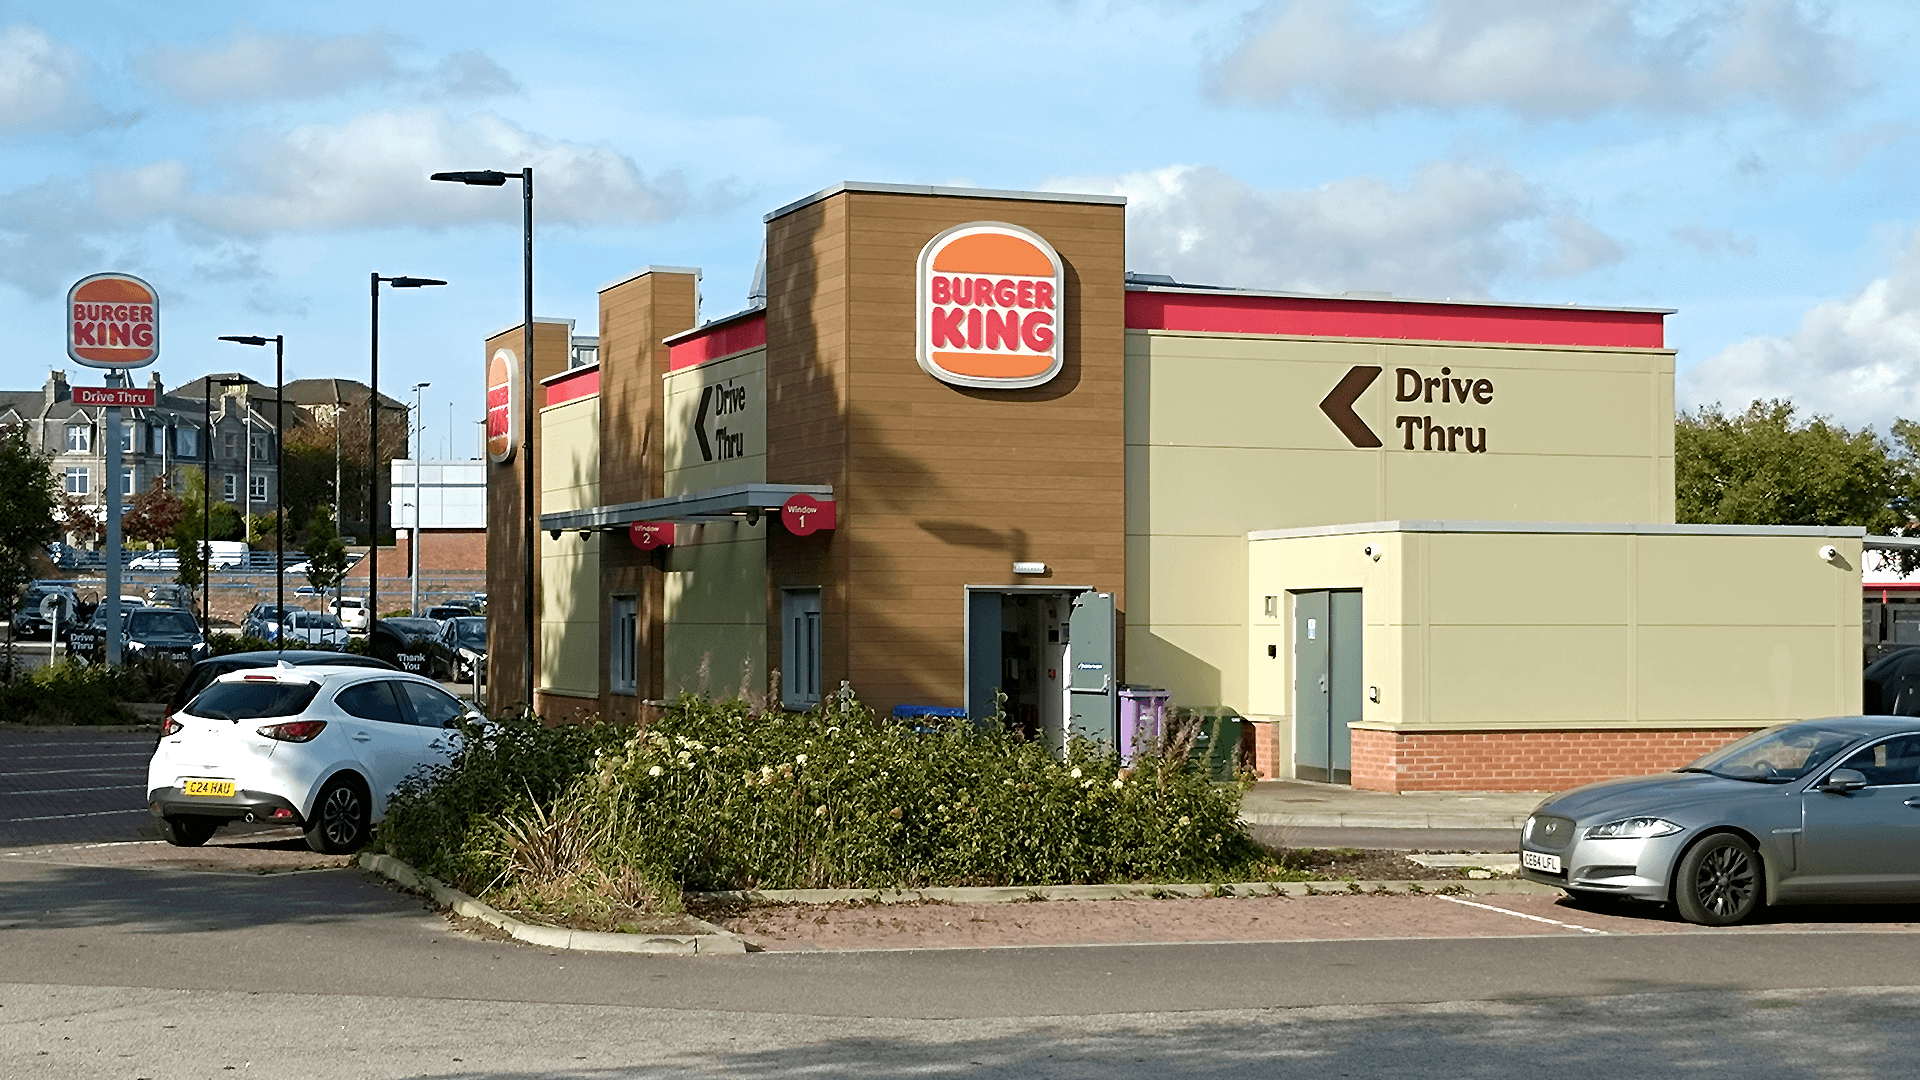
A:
[2,808,149,822]
[0,785,134,796]
[1,768,146,777]
[1436,893,1611,934]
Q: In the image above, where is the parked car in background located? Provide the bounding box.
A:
[332,597,369,633]
[422,604,473,627]
[365,617,440,676]
[241,603,298,641]
[1863,648,1920,715]
[1521,717,1920,925]
[128,550,180,572]
[121,607,211,666]
[147,584,194,609]
[148,664,479,851]
[165,650,397,726]
[283,609,350,650]
[426,616,487,682]
[202,541,249,570]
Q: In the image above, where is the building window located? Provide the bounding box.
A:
[222,474,237,502]
[66,424,90,453]
[251,434,267,462]
[610,596,637,695]
[781,588,823,709]
[250,475,267,502]
[122,420,136,453]
[176,425,197,458]
[223,432,237,459]
[65,467,89,495]
[149,425,165,455]
[122,468,135,496]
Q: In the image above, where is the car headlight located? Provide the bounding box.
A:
[1586,816,1683,840]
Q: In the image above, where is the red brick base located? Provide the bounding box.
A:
[1348,727,1759,792]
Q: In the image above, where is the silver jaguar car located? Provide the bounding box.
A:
[1520,717,1920,925]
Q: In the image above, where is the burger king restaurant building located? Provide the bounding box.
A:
[487,181,1862,793]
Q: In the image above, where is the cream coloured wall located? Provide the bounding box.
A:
[538,395,602,698]
[1247,525,1863,773]
[1127,329,1677,716]
[660,347,770,697]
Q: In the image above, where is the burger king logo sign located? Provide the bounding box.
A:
[916,222,1064,389]
[486,348,517,463]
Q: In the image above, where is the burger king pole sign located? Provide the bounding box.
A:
[486,347,518,463]
[67,273,159,369]
[916,222,1064,389]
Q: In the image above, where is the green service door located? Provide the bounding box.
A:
[1067,590,1117,745]
[1294,589,1362,784]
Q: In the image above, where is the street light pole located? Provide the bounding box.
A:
[370,275,447,646]
[409,381,429,617]
[430,166,535,712]
[219,336,284,647]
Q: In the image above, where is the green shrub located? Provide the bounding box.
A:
[380,685,1259,898]
[0,657,184,723]
[207,632,320,656]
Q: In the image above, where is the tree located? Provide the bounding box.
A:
[1676,400,1901,532]
[0,427,59,673]
[122,479,186,547]
[282,402,407,542]
[56,489,104,547]
[302,507,350,595]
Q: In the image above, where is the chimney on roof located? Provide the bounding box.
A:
[43,370,68,406]
[148,372,162,393]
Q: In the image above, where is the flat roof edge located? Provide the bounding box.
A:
[663,305,767,347]
[765,181,1127,223]
[487,316,575,340]
[1127,283,1675,317]
[1247,520,1869,541]
[599,265,702,294]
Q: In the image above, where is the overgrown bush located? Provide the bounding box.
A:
[0,657,184,723]
[206,632,321,656]
[380,685,1260,901]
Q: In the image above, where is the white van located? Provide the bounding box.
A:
[199,541,249,569]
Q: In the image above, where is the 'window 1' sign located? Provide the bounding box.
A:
[916,222,1064,390]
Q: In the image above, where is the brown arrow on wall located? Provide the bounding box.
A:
[1319,365,1382,447]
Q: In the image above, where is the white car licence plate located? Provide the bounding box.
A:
[1521,850,1562,874]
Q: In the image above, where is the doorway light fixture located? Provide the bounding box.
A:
[1013,561,1047,575]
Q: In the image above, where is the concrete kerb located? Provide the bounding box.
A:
[356,852,751,956]
[688,878,1562,906]
[1240,811,1531,830]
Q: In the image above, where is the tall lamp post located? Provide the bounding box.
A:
[370,275,447,646]
[430,167,534,709]
[219,336,284,646]
[409,380,429,617]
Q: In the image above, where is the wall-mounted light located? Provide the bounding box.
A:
[1013,561,1047,575]
[1368,686,1381,703]
[1263,595,1278,618]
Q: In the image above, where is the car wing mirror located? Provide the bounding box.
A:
[1821,768,1868,794]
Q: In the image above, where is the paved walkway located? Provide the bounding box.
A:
[1240,779,1545,830]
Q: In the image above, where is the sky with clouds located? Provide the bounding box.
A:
[6,0,1920,456]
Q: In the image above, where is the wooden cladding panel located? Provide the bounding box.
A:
[765,189,1127,716]
[595,270,699,708]
[484,319,575,709]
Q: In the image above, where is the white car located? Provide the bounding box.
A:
[333,596,369,632]
[146,664,480,853]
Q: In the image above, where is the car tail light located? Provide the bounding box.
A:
[257,720,327,742]
[160,715,182,737]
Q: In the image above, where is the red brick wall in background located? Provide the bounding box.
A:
[1349,727,1759,792]
[343,530,487,579]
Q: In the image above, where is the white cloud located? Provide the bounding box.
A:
[93,108,707,234]
[1681,231,1920,424]
[1210,0,1861,119]
[0,24,103,131]
[139,27,518,104]
[1672,225,1757,258]
[1041,162,1623,298]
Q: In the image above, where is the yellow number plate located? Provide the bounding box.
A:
[182,779,236,798]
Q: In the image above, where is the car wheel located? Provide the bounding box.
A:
[1674,833,1762,926]
[304,775,371,854]
[161,815,218,847]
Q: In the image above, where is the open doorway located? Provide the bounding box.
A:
[965,586,1116,752]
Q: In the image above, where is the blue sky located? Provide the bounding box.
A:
[6,0,1920,456]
